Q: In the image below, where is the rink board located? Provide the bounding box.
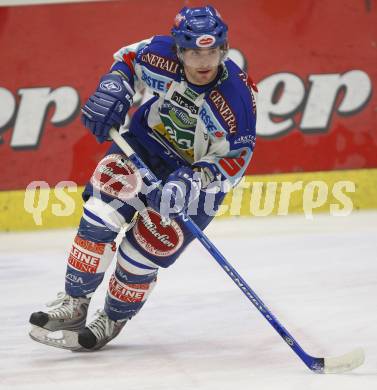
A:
[1,168,376,231]
[1,0,376,191]
[1,0,376,232]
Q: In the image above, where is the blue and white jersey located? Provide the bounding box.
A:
[111,35,257,188]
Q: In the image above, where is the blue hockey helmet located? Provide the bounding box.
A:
[171,5,228,49]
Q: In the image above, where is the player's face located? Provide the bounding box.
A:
[181,47,221,85]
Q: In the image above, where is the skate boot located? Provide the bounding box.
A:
[29,292,90,349]
[77,310,128,351]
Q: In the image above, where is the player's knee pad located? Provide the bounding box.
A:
[122,208,188,268]
[82,152,146,223]
[105,262,157,321]
[65,234,117,297]
[79,196,128,243]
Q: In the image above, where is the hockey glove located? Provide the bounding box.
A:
[81,73,133,143]
[146,166,201,219]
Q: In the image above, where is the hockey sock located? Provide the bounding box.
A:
[65,218,117,297]
[104,263,157,321]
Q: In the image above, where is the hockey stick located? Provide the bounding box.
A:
[110,128,364,373]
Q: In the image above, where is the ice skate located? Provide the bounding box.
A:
[41,309,128,352]
[29,292,90,349]
[76,309,128,351]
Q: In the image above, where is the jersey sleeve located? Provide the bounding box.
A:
[212,130,255,188]
[194,68,257,190]
[195,114,256,189]
[110,37,153,89]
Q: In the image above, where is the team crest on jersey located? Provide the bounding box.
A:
[91,154,142,201]
[133,209,184,257]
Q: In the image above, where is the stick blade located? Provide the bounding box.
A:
[323,347,365,374]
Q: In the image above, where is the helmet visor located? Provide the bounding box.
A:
[179,47,223,68]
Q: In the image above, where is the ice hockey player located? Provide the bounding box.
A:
[29,5,257,351]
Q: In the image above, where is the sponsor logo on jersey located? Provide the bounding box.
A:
[199,106,216,132]
[141,53,179,74]
[133,209,184,257]
[171,91,199,115]
[183,87,199,101]
[68,245,100,274]
[91,154,142,201]
[100,80,122,92]
[238,72,257,115]
[161,101,196,128]
[155,122,195,153]
[209,90,237,134]
[196,34,216,48]
[159,101,196,150]
[108,275,147,303]
[234,134,256,147]
[141,69,170,92]
[199,106,227,138]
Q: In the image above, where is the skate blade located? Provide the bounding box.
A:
[29,326,83,351]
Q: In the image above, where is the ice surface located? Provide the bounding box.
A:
[0,212,376,390]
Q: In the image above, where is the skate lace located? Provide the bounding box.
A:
[46,292,79,319]
[87,310,113,341]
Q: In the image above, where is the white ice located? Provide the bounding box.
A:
[0,211,376,390]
